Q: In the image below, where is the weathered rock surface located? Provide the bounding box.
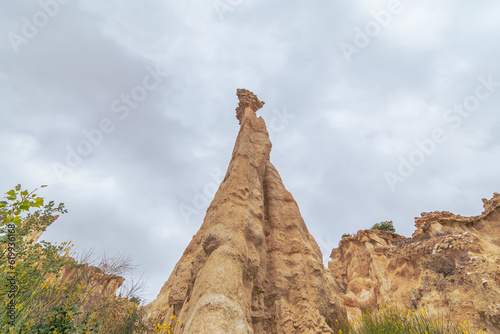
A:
[145,89,347,333]
[329,193,500,333]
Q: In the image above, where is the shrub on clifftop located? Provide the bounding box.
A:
[370,221,396,232]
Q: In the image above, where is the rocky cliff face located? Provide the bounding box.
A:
[329,193,500,333]
[145,89,347,333]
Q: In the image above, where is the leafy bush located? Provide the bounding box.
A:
[29,304,100,333]
[0,185,148,333]
[370,221,396,233]
[341,233,354,239]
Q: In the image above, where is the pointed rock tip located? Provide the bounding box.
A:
[235,88,265,124]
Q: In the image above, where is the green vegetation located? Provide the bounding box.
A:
[339,305,483,334]
[340,221,395,241]
[0,185,148,333]
[370,221,396,232]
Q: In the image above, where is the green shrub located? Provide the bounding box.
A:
[370,221,396,232]
[28,304,100,333]
[341,233,354,239]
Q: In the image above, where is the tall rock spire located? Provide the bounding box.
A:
[146,89,346,333]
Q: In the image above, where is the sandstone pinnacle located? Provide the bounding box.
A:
[145,89,347,333]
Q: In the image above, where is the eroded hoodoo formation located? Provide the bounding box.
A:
[145,89,347,333]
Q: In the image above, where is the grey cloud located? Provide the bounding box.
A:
[1,0,499,303]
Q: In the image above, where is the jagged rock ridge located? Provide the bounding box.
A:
[330,193,500,333]
[145,89,347,333]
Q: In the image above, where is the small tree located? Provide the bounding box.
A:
[370,221,396,232]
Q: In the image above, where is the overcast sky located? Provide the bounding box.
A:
[1,0,499,303]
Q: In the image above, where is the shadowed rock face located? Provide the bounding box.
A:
[330,193,500,333]
[146,89,347,333]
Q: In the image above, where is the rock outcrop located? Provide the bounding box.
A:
[51,260,127,313]
[145,89,347,333]
[330,193,500,333]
